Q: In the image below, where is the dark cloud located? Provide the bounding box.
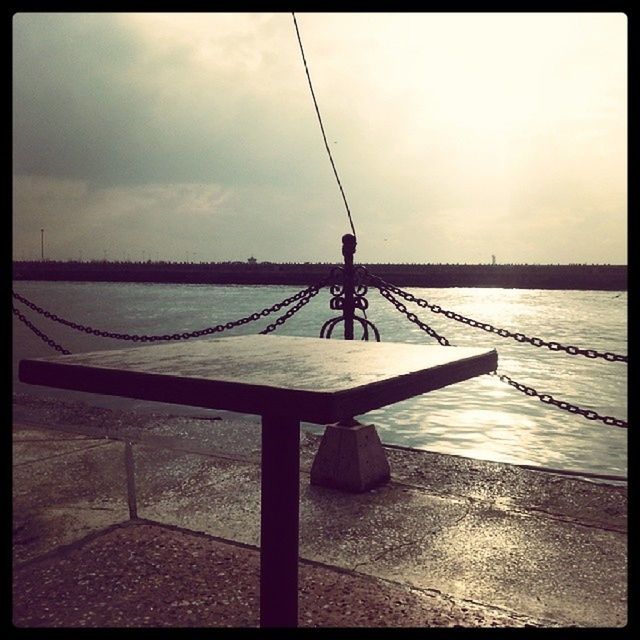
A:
[13,13,328,191]
[12,13,627,264]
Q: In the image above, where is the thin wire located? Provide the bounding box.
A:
[292,12,357,239]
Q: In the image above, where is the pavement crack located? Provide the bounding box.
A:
[49,505,116,512]
[13,441,114,467]
[392,480,626,534]
[14,437,94,443]
[501,504,626,534]
[350,502,472,573]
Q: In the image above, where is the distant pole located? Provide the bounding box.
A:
[40,229,44,261]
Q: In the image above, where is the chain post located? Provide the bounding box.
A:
[341,234,356,340]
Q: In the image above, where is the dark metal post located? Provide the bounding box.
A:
[341,234,356,340]
[260,413,300,627]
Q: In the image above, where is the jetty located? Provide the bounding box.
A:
[13,393,627,628]
[12,260,627,291]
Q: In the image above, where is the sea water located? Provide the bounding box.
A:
[12,281,627,477]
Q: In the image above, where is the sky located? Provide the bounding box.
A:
[12,12,627,264]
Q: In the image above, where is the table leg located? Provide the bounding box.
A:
[260,413,300,628]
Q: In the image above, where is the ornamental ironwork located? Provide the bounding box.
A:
[319,234,380,341]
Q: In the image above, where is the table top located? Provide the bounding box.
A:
[19,335,497,424]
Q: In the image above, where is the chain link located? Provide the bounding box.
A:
[12,280,329,344]
[377,286,450,345]
[12,305,71,355]
[260,282,325,334]
[490,371,628,429]
[367,274,627,364]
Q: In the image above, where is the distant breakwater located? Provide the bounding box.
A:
[12,261,627,291]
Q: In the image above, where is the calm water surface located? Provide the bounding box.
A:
[12,281,627,477]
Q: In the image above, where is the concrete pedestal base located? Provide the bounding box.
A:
[310,420,391,493]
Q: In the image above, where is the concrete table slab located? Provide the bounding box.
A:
[19,334,497,628]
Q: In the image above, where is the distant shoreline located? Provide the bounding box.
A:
[12,261,627,291]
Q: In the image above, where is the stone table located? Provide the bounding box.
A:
[19,334,497,627]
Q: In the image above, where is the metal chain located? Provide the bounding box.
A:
[14,276,627,428]
[376,286,451,346]
[370,280,627,429]
[12,305,71,355]
[368,274,627,364]
[12,280,328,343]
[490,371,628,429]
[260,281,325,334]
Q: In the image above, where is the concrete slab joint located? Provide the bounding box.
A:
[310,419,391,492]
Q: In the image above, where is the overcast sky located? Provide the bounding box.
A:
[13,12,627,264]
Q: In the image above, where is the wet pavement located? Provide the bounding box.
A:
[12,393,627,628]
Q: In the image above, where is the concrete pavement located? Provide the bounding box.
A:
[12,393,627,628]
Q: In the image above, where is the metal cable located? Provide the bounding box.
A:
[292,12,357,239]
